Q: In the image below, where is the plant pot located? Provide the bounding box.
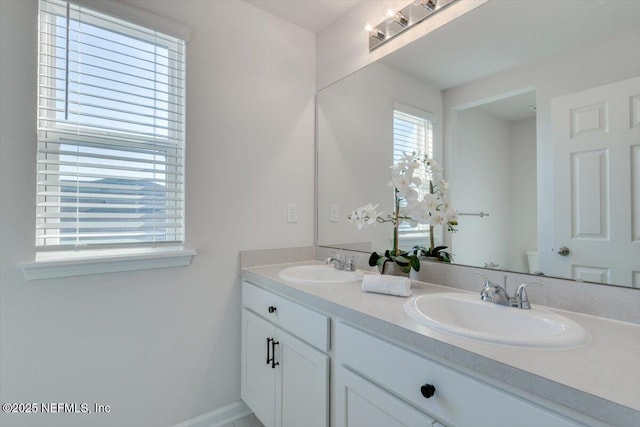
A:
[381,261,410,277]
[420,256,442,263]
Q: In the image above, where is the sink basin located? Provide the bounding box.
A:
[278,265,364,284]
[404,292,590,348]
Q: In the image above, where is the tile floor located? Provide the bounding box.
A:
[220,413,264,427]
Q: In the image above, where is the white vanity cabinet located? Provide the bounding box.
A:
[335,322,582,427]
[335,365,438,427]
[241,282,330,427]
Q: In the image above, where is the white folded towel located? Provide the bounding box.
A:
[362,274,412,297]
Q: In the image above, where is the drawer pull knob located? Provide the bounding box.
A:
[268,306,277,314]
[420,384,436,399]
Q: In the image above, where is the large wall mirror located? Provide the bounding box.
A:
[317,0,640,288]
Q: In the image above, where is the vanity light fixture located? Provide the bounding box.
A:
[364,23,386,41]
[366,0,459,51]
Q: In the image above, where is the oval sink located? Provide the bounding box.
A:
[278,265,364,284]
[404,292,590,348]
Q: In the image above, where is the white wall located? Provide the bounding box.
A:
[443,27,640,276]
[317,62,442,252]
[0,1,315,426]
[451,109,536,272]
[507,117,537,273]
[451,108,511,268]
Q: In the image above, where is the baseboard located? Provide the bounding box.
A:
[173,401,252,427]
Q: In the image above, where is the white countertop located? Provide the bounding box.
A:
[242,261,640,426]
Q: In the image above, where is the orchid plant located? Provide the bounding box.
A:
[348,153,458,274]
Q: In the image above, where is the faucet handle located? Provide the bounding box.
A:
[513,283,542,309]
[345,255,356,271]
[473,274,498,292]
[472,273,490,286]
[325,253,342,264]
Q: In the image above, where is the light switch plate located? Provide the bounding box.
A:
[287,204,298,223]
[330,204,339,223]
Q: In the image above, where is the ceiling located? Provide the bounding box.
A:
[477,90,536,122]
[244,0,359,33]
[380,0,640,90]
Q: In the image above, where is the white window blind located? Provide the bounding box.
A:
[393,107,434,235]
[37,0,186,249]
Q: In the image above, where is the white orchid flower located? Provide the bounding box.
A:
[389,174,419,201]
[349,153,457,246]
[401,151,420,165]
[404,197,419,211]
[405,153,421,171]
[405,188,419,201]
[430,212,446,226]
[389,173,410,190]
[347,203,382,229]
[406,199,428,225]
[392,152,422,174]
[422,193,439,212]
[445,207,458,225]
[426,158,444,175]
[389,163,405,175]
[401,151,416,161]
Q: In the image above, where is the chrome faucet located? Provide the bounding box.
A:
[479,278,511,306]
[511,283,541,309]
[325,254,356,272]
[477,275,541,309]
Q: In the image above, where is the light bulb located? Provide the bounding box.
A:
[365,23,386,41]
[420,0,438,12]
[384,7,396,19]
[394,11,409,27]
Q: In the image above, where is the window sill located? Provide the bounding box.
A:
[17,247,197,281]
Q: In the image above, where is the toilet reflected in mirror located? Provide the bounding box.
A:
[526,250,539,275]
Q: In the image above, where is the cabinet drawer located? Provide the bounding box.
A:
[335,366,436,427]
[335,323,580,427]
[243,282,329,352]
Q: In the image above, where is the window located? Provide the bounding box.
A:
[37,0,186,250]
[393,105,435,239]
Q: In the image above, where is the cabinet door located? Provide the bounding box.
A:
[335,367,435,427]
[241,309,277,427]
[276,329,329,427]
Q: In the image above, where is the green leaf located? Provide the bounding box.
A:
[410,256,421,271]
[398,263,411,274]
[376,257,387,273]
[394,258,409,266]
[395,255,410,264]
[369,252,380,267]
